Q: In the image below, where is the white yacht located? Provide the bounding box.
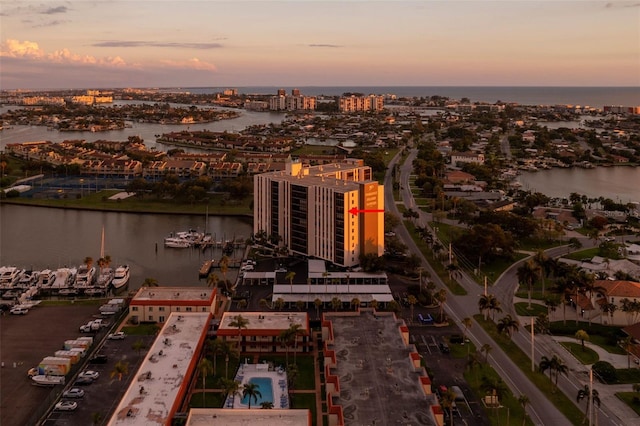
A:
[37,269,55,289]
[75,265,96,288]
[51,268,77,289]
[111,265,130,291]
[96,267,114,288]
[164,237,191,248]
[0,266,24,289]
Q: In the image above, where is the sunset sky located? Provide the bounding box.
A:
[1,0,638,90]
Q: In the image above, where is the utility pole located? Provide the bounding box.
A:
[531,320,535,372]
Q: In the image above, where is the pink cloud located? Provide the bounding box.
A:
[160,57,217,71]
[1,39,214,71]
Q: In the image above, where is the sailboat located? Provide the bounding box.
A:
[95,226,114,290]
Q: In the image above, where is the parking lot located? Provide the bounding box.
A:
[42,334,155,425]
[0,303,155,426]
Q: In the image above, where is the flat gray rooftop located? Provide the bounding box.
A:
[327,311,437,425]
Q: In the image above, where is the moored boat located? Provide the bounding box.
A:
[0,266,24,289]
[32,374,65,387]
[111,265,130,291]
[164,237,191,248]
[199,260,215,278]
[96,267,114,288]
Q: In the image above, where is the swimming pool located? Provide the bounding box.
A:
[241,377,274,406]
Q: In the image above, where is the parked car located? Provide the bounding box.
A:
[79,323,93,333]
[107,331,126,340]
[10,306,29,315]
[73,377,94,386]
[54,401,78,411]
[62,388,85,399]
[79,370,99,380]
[88,354,108,364]
[439,342,451,354]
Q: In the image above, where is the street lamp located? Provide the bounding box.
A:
[80,178,84,198]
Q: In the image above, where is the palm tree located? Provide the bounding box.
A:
[219,255,230,286]
[478,294,502,321]
[517,260,540,309]
[279,327,296,367]
[91,412,103,426]
[439,388,456,426]
[285,271,296,292]
[220,340,240,379]
[314,298,323,320]
[539,355,568,391]
[407,295,417,321]
[143,277,159,287]
[481,343,492,363]
[533,250,548,297]
[497,315,519,338]
[600,302,617,325]
[576,385,601,424]
[575,329,590,351]
[228,314,249,355]
[197,358,213,405]
[518,394,530,426]
[206,272,219,289]
[620,336,634,369]
[446,262,461,281]
[259,298,270,310]
[370,299,379,311]
[274,297,285,311]
[206,339,224,374]
[132,339,148,358]
[350,297,361,311]
[219,377,240,405]
[331,297,342,311]
[242,382,262,409]
[83,256,94,270]
[435,289,447,323]
[110,360,129,381]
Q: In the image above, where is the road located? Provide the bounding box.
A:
[385,150,623,426]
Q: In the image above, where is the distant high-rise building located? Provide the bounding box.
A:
[269,89,316,111]
[254,160,384,267]
[339,94,384,113]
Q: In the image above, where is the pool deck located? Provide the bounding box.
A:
[226,362,289,409]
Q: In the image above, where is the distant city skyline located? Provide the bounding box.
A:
[1,1,638,90]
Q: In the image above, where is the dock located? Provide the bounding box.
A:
[198,260,215,278]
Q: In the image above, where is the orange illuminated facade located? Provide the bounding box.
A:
[254,160,384,267]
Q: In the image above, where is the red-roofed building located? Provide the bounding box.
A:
[592,280,640,326]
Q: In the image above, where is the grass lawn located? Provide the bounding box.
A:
[549,321,627,355]
[517,238,565,251]
[563,248,600,261]
[188,391,225,408]
[291,393,318,420]
[464,363,535,426]
[40,298,105,306]
[614,368,640,384]
[257,355,316,390]
[514,302,548,317]
[616,392,640,416]
[404,220,467,295]
[4,190,254,216]
[121,323,161,335]
[559,342,599,364]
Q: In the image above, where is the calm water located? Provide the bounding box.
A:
[0,204,252,288]
[517,167,640,203]
[0,107,284,151]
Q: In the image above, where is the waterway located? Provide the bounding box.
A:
[0,105,285,152]
[0,204,252,289]
[516,166,640,203]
